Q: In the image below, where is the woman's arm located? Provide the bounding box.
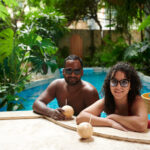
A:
[107,96,148,132]
[76,99,127,131]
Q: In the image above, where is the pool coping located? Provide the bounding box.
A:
[25,76,57,90]
[0,111,150,145]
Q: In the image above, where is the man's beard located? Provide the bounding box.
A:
[64,77,81,86]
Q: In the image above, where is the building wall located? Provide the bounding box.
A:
[58,29,141,58]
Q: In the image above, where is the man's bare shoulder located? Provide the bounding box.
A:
[48,78,65,87]
[81,80,97,92]
[81,80,99,103]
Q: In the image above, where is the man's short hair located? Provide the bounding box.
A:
[64,55,83,68]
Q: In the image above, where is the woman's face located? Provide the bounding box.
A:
[110,71,131,101]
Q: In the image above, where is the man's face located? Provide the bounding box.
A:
[63,60,83,86]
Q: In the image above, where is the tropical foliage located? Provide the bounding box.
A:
[0,43,30,111]
[83,36,128,67]
[124,40,150,75]
[0,0,23,111]
[99,36,128,67]
[138,15,150,31]
[0,0,67,111]
[0,28,14,63]
[19,7,68,74]
[18,30,58,75]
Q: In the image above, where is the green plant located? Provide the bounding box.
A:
[138,15,150,31]
[18,7,69,73]
[18,30,58,74]
[97,36,128,67]
[124,40,150,75]
[81,36,128,67]
[22,7,68,46]
[0,0,28,111]
[56,46,69,68]
[0,0,17,21]
[0,45,30,111]
[0,28,14,63]
[0,0,68,111]
[0,83,26,111]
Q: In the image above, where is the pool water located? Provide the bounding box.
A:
[1,68,150,119]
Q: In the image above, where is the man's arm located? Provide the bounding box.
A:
[107,96,148,132]
[32,80,65,120]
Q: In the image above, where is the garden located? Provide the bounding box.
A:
[0,0,150,111]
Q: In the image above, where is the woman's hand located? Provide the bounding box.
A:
[107,115,128,131]
[107,114,117,120]
[109,119,128,131]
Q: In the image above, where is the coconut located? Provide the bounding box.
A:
[77,122,93,138]
[62,105,74,119]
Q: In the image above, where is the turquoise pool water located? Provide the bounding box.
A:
[1,68,150,119]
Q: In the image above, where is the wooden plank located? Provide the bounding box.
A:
[0,111,42,120]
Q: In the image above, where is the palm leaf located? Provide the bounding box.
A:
[3,0,18,7]
[0,2,9,21]
[138,15,150,31]
[0,28,14,63]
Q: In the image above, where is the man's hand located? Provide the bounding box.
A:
[50,108,65,120]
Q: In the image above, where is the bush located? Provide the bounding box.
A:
[124,40,150,75]
[83,36,128,67]
[56,46,69,68]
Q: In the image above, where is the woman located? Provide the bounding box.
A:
[76,62,148,132]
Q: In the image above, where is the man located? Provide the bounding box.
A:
[33,55,99,120]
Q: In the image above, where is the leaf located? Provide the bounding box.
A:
[0,28,14,63]
[0,3,9,20]
[7,103,21,111]
[105,24,116,28]
[124,46,138,60]
[19,31,42,48]
[138,44,149,53]
[24,51,30,60]
[138,15,150,31]
[3,0,18,7]
[0,98,7,108]
[36,35,42,42]
[47,61,58,73]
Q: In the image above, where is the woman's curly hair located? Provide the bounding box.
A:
[102,62,142,114]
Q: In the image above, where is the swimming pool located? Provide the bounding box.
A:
[1,68,150,115]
